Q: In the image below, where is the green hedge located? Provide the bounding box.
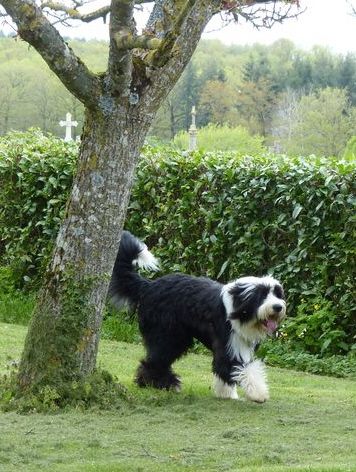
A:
[127,148,355,356]
[0,131,355,357]
[0,130,76,283]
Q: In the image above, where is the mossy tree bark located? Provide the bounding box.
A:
[0,0,297,392]
[18,104,152,389]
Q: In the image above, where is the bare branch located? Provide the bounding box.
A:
[41,1,111,23]
[35,0,154,26]
[40,1,161,52]
[0,0,101,108]
[220,0,303,29]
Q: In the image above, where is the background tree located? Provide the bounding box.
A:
[31,75,59,133]
[338,52,356,105]
[309,46,339,88]
[175,61,201,131]
[199,79,239,125]
[0,63,29,134]
[0,0,300,396]
[2,35,356,142]
[275,87,356,156]
[236,77,276,135]
[150,61,200,140]
[269,87,302,151]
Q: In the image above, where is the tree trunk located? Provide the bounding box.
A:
[18,103,151,391]
[4,0,217,395]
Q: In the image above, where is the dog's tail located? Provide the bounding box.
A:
[108,230,159,310]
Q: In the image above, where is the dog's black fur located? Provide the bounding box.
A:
[109,231,286,401]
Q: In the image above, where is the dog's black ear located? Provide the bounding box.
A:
[228,284,246,302]
[226,284,252,322]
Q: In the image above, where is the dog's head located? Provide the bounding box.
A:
[221,276,286,342]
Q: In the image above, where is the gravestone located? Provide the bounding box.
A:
[188,106,197,151]
[59,112,78,142]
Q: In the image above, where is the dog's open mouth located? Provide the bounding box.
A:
[261,319,278,334]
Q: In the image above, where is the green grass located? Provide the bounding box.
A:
[0,322,356,472]
[2,292,355,379]
[0,292,35,325]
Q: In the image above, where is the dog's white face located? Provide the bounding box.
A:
[221,276,286,342]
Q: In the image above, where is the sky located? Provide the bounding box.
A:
[58,0,356,54]
[204,0,356,54]
[1,1,355,54]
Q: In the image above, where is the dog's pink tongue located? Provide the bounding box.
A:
[265,319,278,334]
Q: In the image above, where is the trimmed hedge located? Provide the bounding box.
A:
[0,130,76,283]
[127,148,355,356]
[0,131,355,356]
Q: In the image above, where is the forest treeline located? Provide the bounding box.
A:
[1,33,355,155]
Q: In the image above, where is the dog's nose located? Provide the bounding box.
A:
[272,304,283,313]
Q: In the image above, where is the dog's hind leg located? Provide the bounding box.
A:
[135,333,192,391]
[135,359,181,391]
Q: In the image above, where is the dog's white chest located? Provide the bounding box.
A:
[227,329,253,364]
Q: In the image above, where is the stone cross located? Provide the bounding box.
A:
[188,106,197,151]
[59,112,78,142]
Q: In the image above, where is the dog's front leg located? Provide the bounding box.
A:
[232,359,269,403]
[212,352,238,400]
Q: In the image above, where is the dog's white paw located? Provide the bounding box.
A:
[244,383,269,403]
[233,360,269,403]
[213,375,239,400]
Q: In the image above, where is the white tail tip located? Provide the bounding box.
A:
[137,247,160,272]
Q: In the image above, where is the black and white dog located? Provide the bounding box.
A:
[109,231,286,403]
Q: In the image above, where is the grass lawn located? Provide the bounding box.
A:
[0,322,355,472]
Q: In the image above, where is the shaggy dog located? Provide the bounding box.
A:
[109,231,286,402]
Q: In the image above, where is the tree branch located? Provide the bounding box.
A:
[139,1,217,110]
[229,1,303,29]
[0,0,102,108]
[138,0,300,110]
[149,0,197,68]
[41,1,111,23]
[108,0,136,96]
[114,33,161,50]
[146,0,172,37]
